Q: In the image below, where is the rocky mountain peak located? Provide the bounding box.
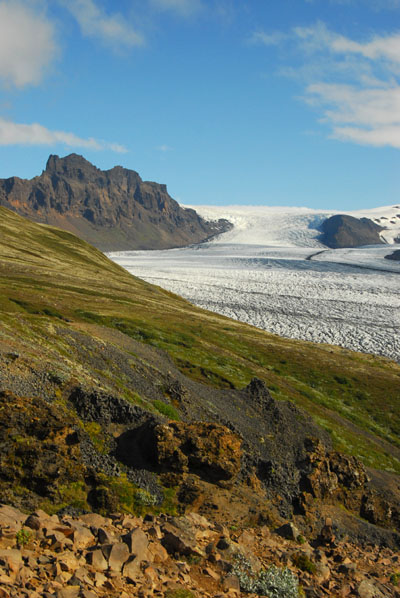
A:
[45,153,98,177]
[0,154,232,251]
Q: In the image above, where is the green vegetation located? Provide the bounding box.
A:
[82,421,108,454]
[232,554,300,597]
[16,528,32,547]
[133,489,157,514]
[160,486,178,517]
[296,535,306,545]
[94,473,141,515]
[291,553,316,574]
[9,298,64,320]
[41,481,89,515]
[0,205,399,476]
[165,590,195,598]
[390,572,400,586]
[90,473,177,517]
[154,400,180,420]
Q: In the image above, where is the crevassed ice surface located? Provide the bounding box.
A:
[108,205,400,363]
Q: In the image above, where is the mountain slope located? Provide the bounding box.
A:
[0,206,400,541]
[0,154,231,251]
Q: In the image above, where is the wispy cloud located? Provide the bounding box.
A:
[254,21,400,149]
[306,83,400,126]
[305,82,400,147]
[250,31,287,46]
[0,1,57,88]
[0,118,127,152]
[156,144,173,152]
[149,0,203,17]
[294,22,400,66]
[60,0,144,48]
[333,125,400,147]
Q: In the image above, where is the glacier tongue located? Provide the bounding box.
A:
[109,204,400,363]
[109,241,400,363]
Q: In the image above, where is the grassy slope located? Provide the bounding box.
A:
[1,206,399,474]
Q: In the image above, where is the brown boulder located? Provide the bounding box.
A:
[86,549,108,571]
[0,505,25,531]
[161,518,205,558]
[153,421,242,483]
[102,542,130,572]
[357,580,387,598]
[121,527,148,557]
[122,555,142,581]
[304,440,369,501]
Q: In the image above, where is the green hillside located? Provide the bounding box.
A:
[1,205,399,478]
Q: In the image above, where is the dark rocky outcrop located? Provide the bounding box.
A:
[320,214,384,248]
[69,386,152,426]
[0,154,232,250]
[385,249,400,261]
[117,421,242,484]
[0,391,85,512]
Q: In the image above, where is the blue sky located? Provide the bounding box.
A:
[0,0,400,209]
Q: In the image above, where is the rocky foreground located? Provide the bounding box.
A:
[0,503,399,598]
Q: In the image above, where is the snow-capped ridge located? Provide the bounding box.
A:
[186,204,400,247]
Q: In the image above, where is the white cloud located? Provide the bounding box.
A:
[295,22,400,67]
[250,31,287,46]
[60,0,144,48]
[332,125,400,147]
[305,82,400,148]
[255,22,400,150]
[306,83,400,126]
[296,25,400,149]
[0,118,127,152]
[149,0,203,17]
[0,1,57,87]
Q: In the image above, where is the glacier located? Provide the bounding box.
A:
[108,205,400,363]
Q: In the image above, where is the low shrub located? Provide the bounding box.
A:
[232,553,300,597]
[291,552,316,574]
[164,590,195,598]
[16,528,32,547]
[391,572,400,586]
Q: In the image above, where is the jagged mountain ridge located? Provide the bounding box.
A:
[0,154,231,251]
